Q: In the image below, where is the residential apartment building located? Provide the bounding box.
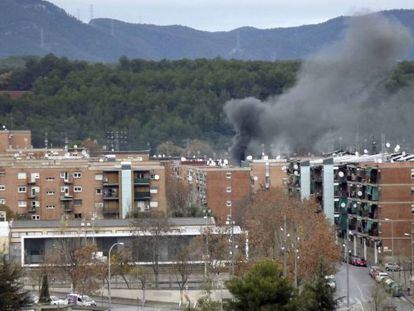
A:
[0,157,166,220]
[170,160,251,223]
[287,153,414,264]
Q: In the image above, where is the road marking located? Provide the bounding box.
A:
[355,297,365,311]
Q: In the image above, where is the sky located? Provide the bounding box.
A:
[48,0,414,31]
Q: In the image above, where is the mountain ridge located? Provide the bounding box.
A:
[0,1,413,61]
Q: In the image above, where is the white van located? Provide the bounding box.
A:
[66,293,97,306]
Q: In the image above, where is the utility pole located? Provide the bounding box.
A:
[293,236,300,288]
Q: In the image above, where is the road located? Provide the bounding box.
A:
[335,263,414,310]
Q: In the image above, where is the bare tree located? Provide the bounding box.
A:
[130,211,170,289]
[130,266,153,308]
[171,246,194,306]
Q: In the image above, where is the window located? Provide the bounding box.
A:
[46,191,55,196]
[31,201,39,208]
[0,171,5,177]
[226,186,232,193]
[226,200,232,207]
[411,187,414,195]
[74,186,82,192]
[73,172,82,179]
[73,199,82,206]
[60,171,69,180]
[95,202,103,208]
[17,172,27,180]
[74,213,82,219]
[46,205,55,209]
[46,177,55,181]
[31,186,40,194]
[31,215,40,220]
[31,173,40,180]
[0,185,5,191]
[95,174,103,181]
[150,201,158,208]
[411,169,414,179]
[226,172,232,179]
[18,200,27,208]
[96,188,102,195]
[150,188,158,194]
[0,198,6,205]
[18,186,27,193]
[411,205,414,213]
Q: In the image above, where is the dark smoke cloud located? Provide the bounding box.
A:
[224,13,413,163]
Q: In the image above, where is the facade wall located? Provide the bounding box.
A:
[250,161,288,192]
[206,169,251,223]
[0,160,166,220]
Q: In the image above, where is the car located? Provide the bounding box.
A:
[325,275,336,290]
[369,265,381,278]
[385,262,401,271]
[28,294,39,305]
[375,272,389,283]
[349,255,367,267]
[50,296,67,306]
[66,293,97,307]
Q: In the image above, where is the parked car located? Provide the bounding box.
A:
[385,262,401,271]
[369,266,381,278]
[28,294,39,304]
[325,275,336,290]
[349,255,367,267]
[375,272,389,283]
[50,296,67,306]
[66,293,97,307]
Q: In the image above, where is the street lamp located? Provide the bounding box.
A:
[108,242,124,310]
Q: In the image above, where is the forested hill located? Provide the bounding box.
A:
[0,55,300,150]
[1,0,414,61]
[0,55,413,152]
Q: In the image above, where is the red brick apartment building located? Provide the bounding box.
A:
[0,130,32,152]
[249,159,288,192]
[0,157,166,220]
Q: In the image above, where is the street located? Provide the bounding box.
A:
[335,263,414,310]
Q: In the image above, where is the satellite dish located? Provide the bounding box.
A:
[293,164,299,170]
[246,155,253,161]
[154,174,160,180]
[395,145,401,152]
[276,155,281,160]
[180,157,186,161]
[338,171,345,178]
[357,191,363,197]
[74,145,78,149]
[355,152,359,157]
[223,159,229,165]
[281,166,287,171]
[340,202,346,208]
[294,170,300,176]
[253,176,258,181]
[363,149,368,154]
[385,142,391,148]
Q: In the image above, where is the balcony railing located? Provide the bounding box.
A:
[134,178,150,185]
[103,195,119,200]
[60,195,73,201]
[135,192,151,200]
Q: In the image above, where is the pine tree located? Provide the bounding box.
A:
[0,256,32,310]
[39,274,51,304]
[297,260,337,311]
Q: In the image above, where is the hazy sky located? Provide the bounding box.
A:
[48,0,414,31]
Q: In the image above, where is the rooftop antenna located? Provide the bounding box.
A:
[64,135,69,152]
[44,131,48,149]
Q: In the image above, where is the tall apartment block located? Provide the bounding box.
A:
[0,157,166,220]
[170,160,251,223]
[287,153,414,264]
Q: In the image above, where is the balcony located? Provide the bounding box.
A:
[103,194,119,200]
[27,193,37,199]
[60,195,73,201]
[63,178,73,184]
[27,207,37,213]
[135,192,151,200]
[103,207,119,215]
[134,178,150,185]
[63,206,73,213]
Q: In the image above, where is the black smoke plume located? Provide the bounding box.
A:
[224,13,414,164]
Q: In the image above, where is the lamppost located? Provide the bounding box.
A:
[108,242,124,310]
[203,208,211,279]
